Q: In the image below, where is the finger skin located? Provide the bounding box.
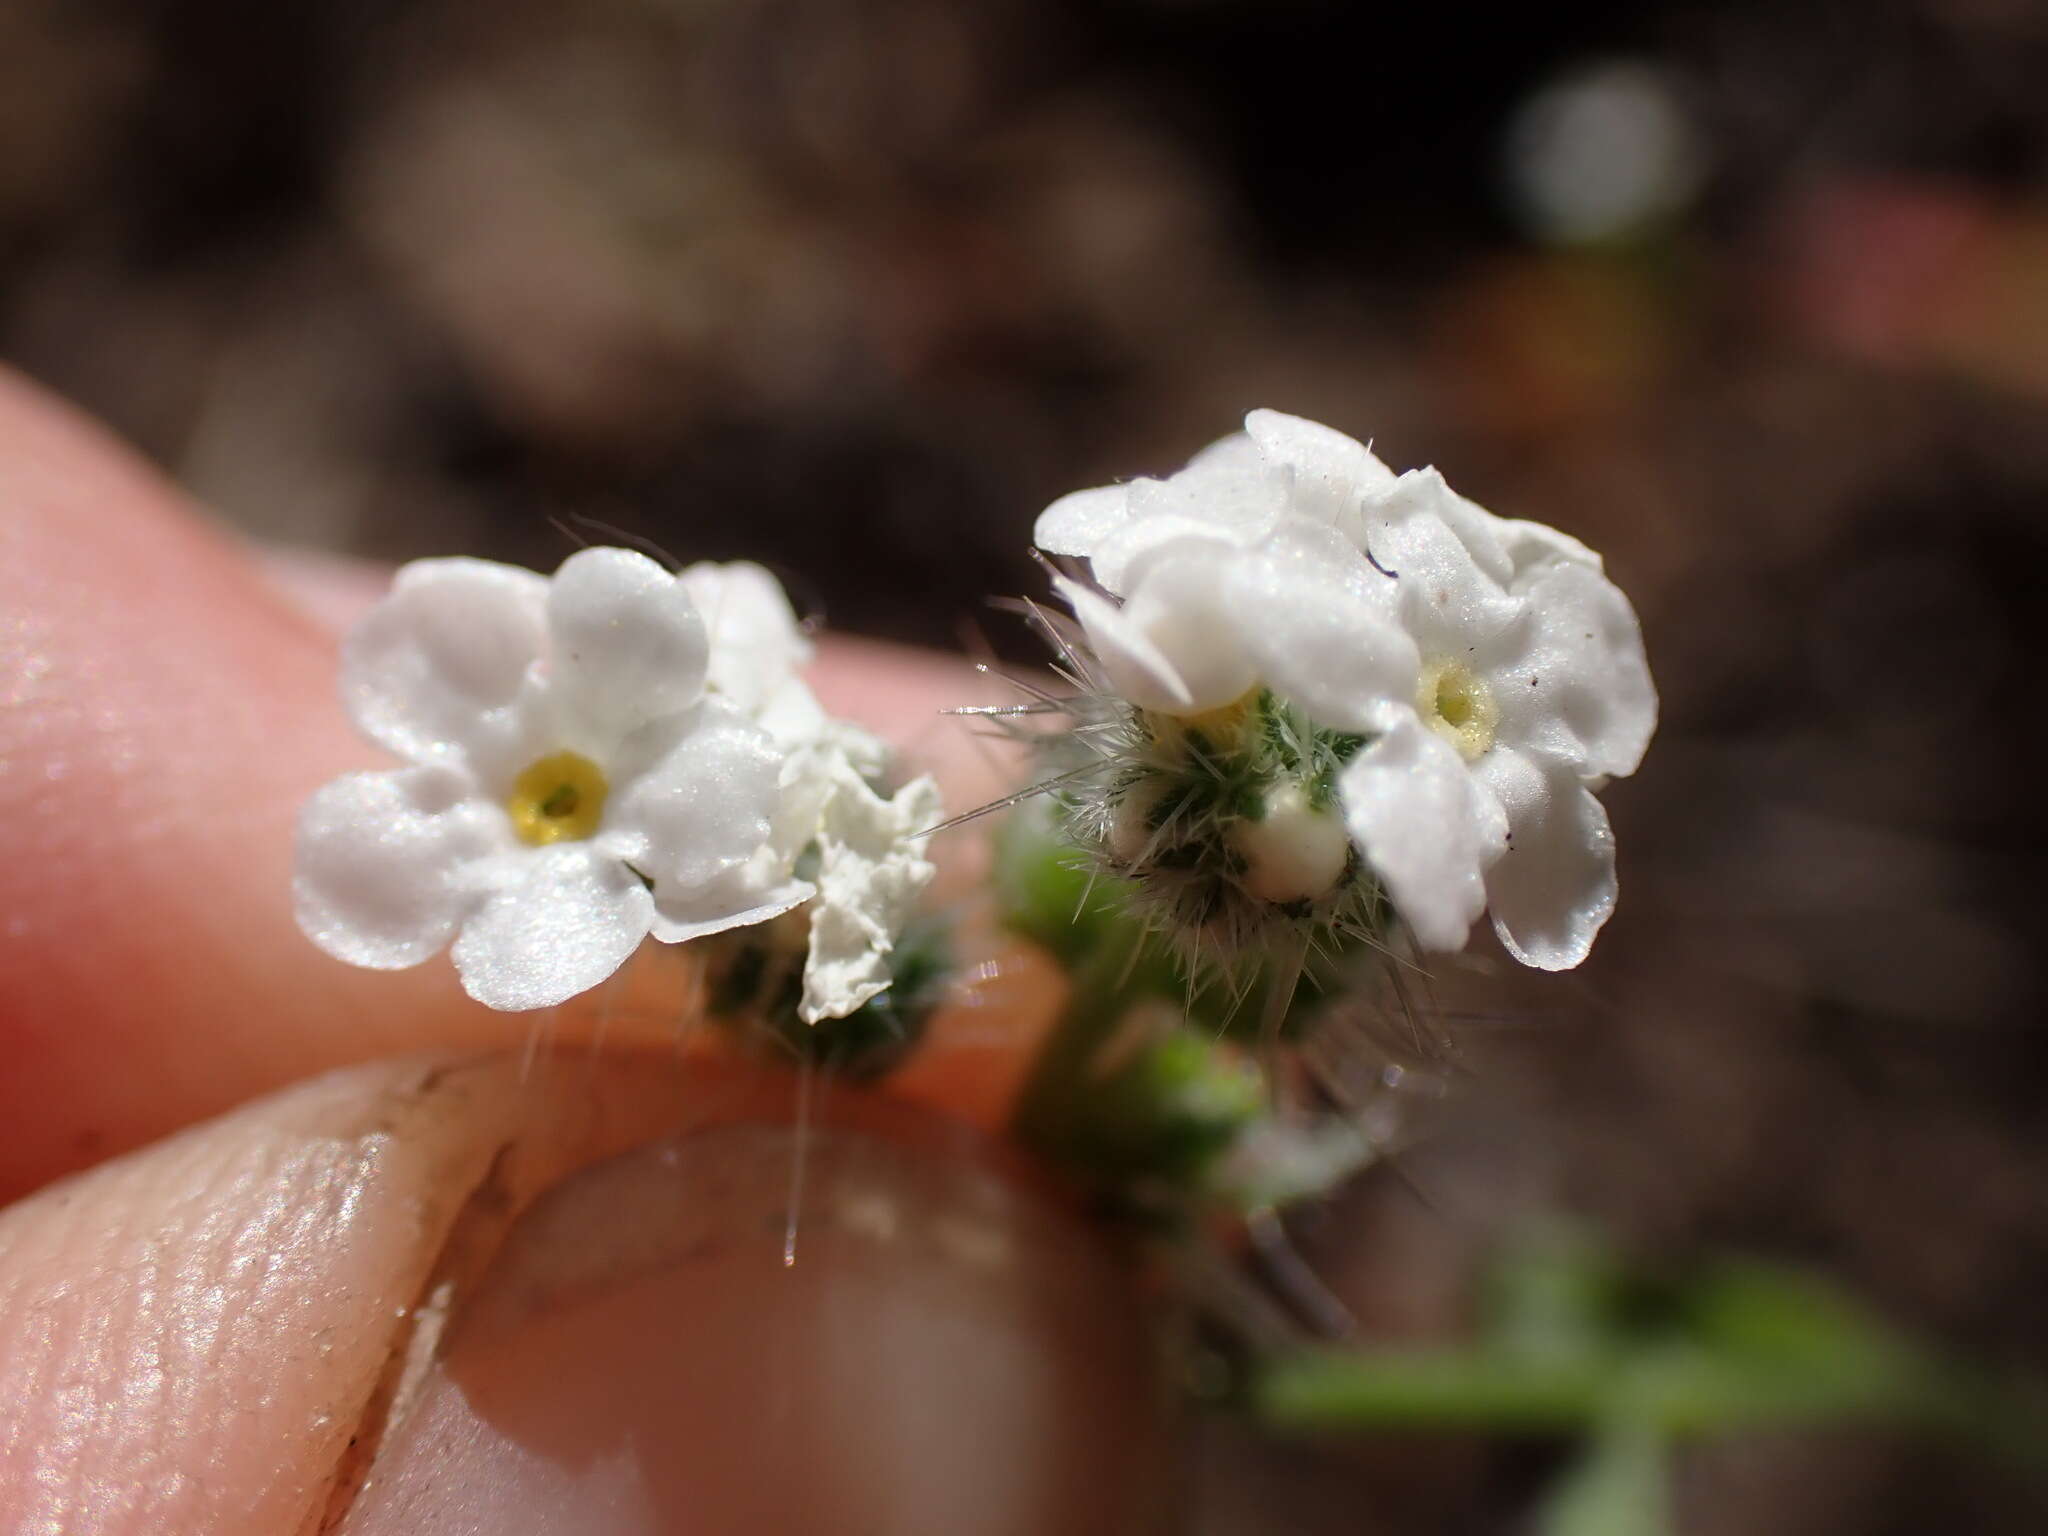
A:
[0,1051,1165,1536]
[0,368,1025,1199]
[0,370,495,1195]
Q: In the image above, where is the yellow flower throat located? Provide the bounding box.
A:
[1418,660,1498,761]
[506,751,609,845]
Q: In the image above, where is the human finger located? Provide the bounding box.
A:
[0,1050,1169,1535]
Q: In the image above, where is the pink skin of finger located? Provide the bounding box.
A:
[1,1053,1172,1535]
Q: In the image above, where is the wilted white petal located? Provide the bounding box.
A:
[548,547,708,751]
[1338,709,1508,953]
[816,719,892,783]
[1244,409,1395,529]
[1034,483,1132,562]
[341,558,548,775]
[607,697,783,893]
[1230,519,1419,733]
[801,766,942,1023]
[745,674,829,751]
[679,560,815,717]
[294,763,507,969]
[1477,747,1617,971]
[449,843,655,1010]
[1484,560,1657,778]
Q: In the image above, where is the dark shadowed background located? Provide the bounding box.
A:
[4,0,2044,1530]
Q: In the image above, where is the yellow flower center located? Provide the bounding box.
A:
[1418,659,1498,762]
[506,751,609,845]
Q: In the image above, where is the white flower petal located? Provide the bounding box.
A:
[1229,519,1419,733]
[294,763,507,969]
[1088,511,1257,597]
[1092,435,1287,593]
[649,877,815,945]
[341,557,548,775]
[1054,575,1194,711]
[1484,559,1657,778]
[1366,470,1522,659]
[1039,433,1286,594]
[1244,409,1395,529]
[607,697,783,894]
[1338,709,1508,953]
[801,768,943,1023]
[1139,430,1285,526]
[1497,516,1603,580]
[1477,748,1617,971]
[1034,484,1132,562]
[1423,480,1517,585]
[547,547,708,751]
[449,843,655,1010]
[678,560,815,719]
[1065,542,1262,715]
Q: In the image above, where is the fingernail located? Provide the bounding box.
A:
[339,1116,1174,1535]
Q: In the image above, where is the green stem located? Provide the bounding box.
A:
[1012,926,1153,1149]
[1254,1345,1942,1439]
[1255,1350,1616,1433]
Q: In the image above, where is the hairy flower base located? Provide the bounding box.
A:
[1048,685,1392,1001]
[1035,409,1658,969]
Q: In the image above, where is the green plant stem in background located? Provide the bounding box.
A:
[1252,1234,2047,1484]
[1256,1341,1923,1437]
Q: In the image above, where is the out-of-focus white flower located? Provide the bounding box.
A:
[1034,412,1656,970]
[295,548,943,1015]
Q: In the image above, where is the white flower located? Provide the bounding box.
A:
[295,548,800,1010]
[298,545,945,1017]
[1035,412,1656,970]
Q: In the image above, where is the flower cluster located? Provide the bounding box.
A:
[1035,410,1655,970]
[294,547,939,1016]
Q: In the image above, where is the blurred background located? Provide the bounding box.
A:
[3,0,2043,1529]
